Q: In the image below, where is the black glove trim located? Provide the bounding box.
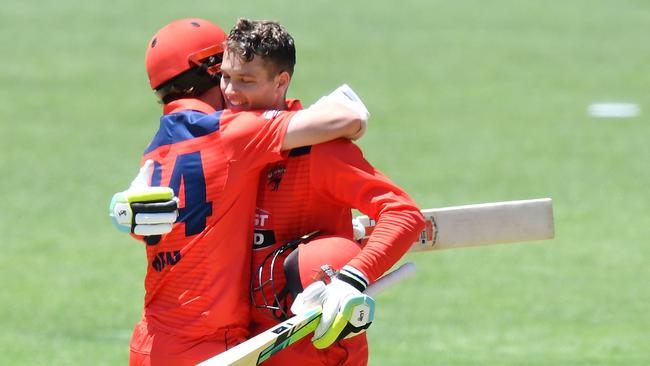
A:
[131,200,178,214]
[336,267,368,293]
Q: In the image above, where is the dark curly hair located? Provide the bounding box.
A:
[226,18,296,77]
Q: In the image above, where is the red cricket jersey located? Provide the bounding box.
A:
[136,98,299,338]
[251,139,426,326]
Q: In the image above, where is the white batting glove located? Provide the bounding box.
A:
[291,280,327,315]
[312,84,370,140]
[305,266,375,349]
[351,217,366,241]
[109,159,178,238]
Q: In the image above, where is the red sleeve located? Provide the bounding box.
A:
[311,140,426,282]
[221,109,295,170]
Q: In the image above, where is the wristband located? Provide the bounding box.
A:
[336,265,369,293]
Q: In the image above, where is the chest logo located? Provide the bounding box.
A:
[267,164,286,191]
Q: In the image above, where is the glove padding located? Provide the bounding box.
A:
[312,84,370,140]
[109,160,178,237]
[291,266,375,349]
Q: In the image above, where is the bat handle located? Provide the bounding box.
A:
[363,262,417,297]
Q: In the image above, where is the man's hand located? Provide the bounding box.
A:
[291,265,376,349]
[109,160,178,238]
[312,84,370,140]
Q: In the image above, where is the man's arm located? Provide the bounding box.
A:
[282,84,370,150]
[293,140,425,348]
[313,140,426,281]
[282,103,361,149]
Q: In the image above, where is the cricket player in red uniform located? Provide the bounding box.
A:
[108,18,369,366]
[250,139,425,365]
[220,19,426,365]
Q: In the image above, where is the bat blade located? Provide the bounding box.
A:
[357,198,555,252]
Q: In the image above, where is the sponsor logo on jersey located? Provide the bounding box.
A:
[151,250,181,272]
[254,230,276,249]
[255,208,272,228]
[254,208,276,249]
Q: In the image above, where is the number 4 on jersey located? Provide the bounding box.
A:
[152,152,212,237]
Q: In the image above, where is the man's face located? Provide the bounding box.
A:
[220,49,287,111]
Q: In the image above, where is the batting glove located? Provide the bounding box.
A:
[312,84,370,140]
[351,217,366,241]
[109,159,178,237]
[292,265,375,349]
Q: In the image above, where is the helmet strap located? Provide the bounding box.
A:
[156,54,223,104]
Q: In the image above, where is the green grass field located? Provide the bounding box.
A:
[2,0,649,364]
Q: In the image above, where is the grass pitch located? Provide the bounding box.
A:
[2,0,649,364]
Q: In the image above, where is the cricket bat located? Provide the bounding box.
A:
[356,198,554,252]
[198,262,417,366]
[199,198,554,365]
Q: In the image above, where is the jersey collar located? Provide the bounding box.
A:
[163,98,301,115]
[163,98,217,115]
[286,99,303,111]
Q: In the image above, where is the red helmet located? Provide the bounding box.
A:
[284,235,361,291]
[251,234,361,320]
[145,18,226,90]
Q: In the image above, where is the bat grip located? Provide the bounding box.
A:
[363,262,417,297]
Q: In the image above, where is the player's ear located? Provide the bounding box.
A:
[276,71,290,93]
